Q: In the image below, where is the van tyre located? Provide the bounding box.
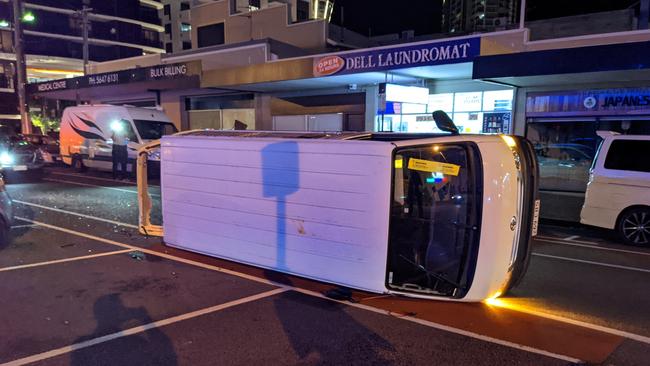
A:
[72,156,86,173]
[617,207,650,246]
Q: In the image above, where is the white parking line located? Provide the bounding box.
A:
[13,216,281,287]
[13,200,139,229]
[49,171,160,188]
[291,287,581,363]
[488,299,650,345]
[563,235,580,241]
[0,287,290,366]
[535,238,650,257]
[533,253,650,273]
[43,178,157,196]
[10,224,38,229]
[0,250,132,272]
[536,234,612,247]
[14,216,585,363]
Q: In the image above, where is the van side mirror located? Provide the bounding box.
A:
[432,110,459,135]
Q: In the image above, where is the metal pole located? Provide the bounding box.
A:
[640,0,649,30]
[82,6,91,75]
[11,0,31,134]
[519,0,526,29]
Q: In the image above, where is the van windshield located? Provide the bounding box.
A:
[387,143,482,298]
[133,120,178,140]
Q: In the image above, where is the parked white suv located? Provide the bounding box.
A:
[581,131,650,246]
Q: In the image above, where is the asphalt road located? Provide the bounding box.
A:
[0,166,649,365]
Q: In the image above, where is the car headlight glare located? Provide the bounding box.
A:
[0,152,14,165]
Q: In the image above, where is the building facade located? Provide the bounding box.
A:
[443,0,518,34]
[0,0,164,127]
[27,5,650,222]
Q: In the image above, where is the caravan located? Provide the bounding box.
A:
[60,105,177,173]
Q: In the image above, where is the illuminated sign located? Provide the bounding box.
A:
[384,84,429,105]
[454,92,482,112]
[313,37,480,77]
[527,88,650,116]
[28,61,199,94]
[88,73,119,86]
[313,56,345,76]
[37,80,67,92]
[149,64,188,79]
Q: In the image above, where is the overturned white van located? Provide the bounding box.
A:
[60,105,177,173]
[137,127,539,302]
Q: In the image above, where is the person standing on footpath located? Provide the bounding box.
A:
[111,120,129,180]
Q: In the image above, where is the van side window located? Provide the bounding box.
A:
[123,123,138,143]
[604,140,650,173]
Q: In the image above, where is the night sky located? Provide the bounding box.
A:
[331,0,639,36]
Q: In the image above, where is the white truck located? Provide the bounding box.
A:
[60,105,177,173]
[137,115,539,302]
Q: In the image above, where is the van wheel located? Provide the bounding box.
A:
[72,156,86,173]
[617,207,650,246]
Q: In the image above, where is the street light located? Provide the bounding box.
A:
[21,11,35,23]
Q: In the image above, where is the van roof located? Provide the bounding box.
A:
[175,129,459,141]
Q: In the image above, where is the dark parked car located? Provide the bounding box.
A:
[0,174,13,246]
[23,133,60,163]
[0,134,45,180]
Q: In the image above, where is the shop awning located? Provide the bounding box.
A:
[201,35,481,93]
[473,39,650,87]
[27,61,202,101]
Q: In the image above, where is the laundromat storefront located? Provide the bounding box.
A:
[525,87,650,221]
[377,86,513,134]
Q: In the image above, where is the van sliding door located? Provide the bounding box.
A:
[386,142,482,298]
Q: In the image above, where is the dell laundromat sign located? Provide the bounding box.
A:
[313,37,480,77]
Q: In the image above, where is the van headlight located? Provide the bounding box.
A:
[0,152,14,165]
[147,150,161,161]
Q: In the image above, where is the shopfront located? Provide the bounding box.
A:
[525,88,650,221]
[377,85,513,134]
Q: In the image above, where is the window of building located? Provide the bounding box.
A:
[180,2,191,11]
[527,119,650,193]
[68,17,82,33]
[165,23,172,35]
[604,140,650,173]
[182,41,192,50]
[526,121,597,193]
[297,0,310,21]
[165,42,173,53]
[180,23,191,32]
[0,62,11,89]
[164,4,171,15]
[143,29,159,44]
[197,23,225,48]
[378,89,513,135]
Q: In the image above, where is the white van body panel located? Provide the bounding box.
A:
[159,134,522,301]
[581,134,650,229]
[161,135,393,294]
[60,105,172,170]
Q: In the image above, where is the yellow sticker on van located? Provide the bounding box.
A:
[408,158,460,176]
[394,159,403,169]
